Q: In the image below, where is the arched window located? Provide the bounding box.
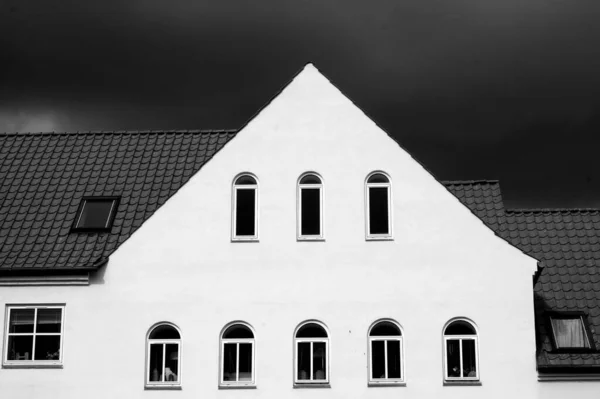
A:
[232,174,258,240]
[220,323,255,386]
[365,172,392,239]
[297,173,323,240]
[443,319,479,381]
[368,320,404,384]
[294,321,329,384]
[146,323,181,387]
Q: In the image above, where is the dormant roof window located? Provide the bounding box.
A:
[3,305,65,368]
[549,313,593,350]
[294,321,329,386]
[146,323,182,389]
[232,174,258,241]
[220,323,256,387]
[443,319,479,383]
[368,320,404,385]
[72,197,119,231]
[297,173,324,240]
[365,172,392,240]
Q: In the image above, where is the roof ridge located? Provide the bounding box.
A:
[506,208,600,213]
[442,179,500,185]
[0,129,238,136]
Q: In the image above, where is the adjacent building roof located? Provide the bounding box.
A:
[445,181,600,370]
[0,130,236,271]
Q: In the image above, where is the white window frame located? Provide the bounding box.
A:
[443,319,479,382]
[220,322,256,387]
[231,173,259,241]
[297,172,324,240]
[294,321,330,385]
[145,323,182,388]
[368,320,404,385]
[3,304,65,368]
[365,172,393,240]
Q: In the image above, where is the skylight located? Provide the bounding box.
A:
[550,314,592,350]
[72,197,119,231]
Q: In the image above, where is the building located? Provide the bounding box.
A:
[0,64,598,398]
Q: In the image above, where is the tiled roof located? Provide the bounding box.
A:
[0,130,236,271]
[445,181,600,370]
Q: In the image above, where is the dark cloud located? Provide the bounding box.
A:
[1,0,600,207]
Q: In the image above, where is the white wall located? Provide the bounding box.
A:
[1,65,580,398]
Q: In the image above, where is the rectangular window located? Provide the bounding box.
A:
[296,340,328,384]
[550,316,591,349]
[370,338,403,382]
[221,341,254,384]
[4,305,64,367]
[445,338,478,380]
[301,188,321,236]
[369,187,389,235]
[72,197,119,231]
[148,342,180,383]
[234,189,257,238]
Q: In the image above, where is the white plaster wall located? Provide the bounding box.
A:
[1,65,587,398]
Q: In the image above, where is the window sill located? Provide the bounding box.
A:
[231,238,259,243]
[366,236,394,241]
[3,363,63,369]
[219,384,257,389]
[145,385,182,390]
[297,237,325,242]
[443,380,481,386]
[368,381,406,387]
[294,383,330,389]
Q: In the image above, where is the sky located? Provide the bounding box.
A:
[1,0,600,208]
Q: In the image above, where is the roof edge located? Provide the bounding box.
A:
[0,129,238,136]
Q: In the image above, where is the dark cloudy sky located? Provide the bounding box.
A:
[1,0,600,208]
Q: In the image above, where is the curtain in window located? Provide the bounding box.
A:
[551,318,589,348]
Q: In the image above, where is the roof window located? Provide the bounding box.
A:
[72,197,119,232]
[549,313,593,350]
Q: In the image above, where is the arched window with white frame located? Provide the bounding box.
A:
[365,172,392,239]
[220,322,255,387]
[232,174,258,240]
[443,319,479,381]
[297,173,323,240]
[146,323,181,387]
[368,319,404,384]
[294,321,329,384]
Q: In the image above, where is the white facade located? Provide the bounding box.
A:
[1,65,595,397]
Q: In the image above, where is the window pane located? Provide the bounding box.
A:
[369,187,389,235]
[34,335,61,361]
[9,309,35,333]
[313,342,326,380]
[36,309,62,333]
[149,344,164,382]
[446,340,461,377]
[301,188,320,236]
[238,343,253,381]
[165,344,179,382]
[368,174,389,183]
[77,200,114,229]
[297,342,311,380]
[223,343,237,381]
[300,174,321,184]
[296,323,327,338]
[370,322,401,336]
[223,325,253,339]
[445,321,476,335]
[149,325,180,339]
[387,340,401,379]
[236,189,256,236]
[371,340,385,379]
[7,336,33,360]
[551,318,590,348]
[236,176,256,185]
[462,339,477,377]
